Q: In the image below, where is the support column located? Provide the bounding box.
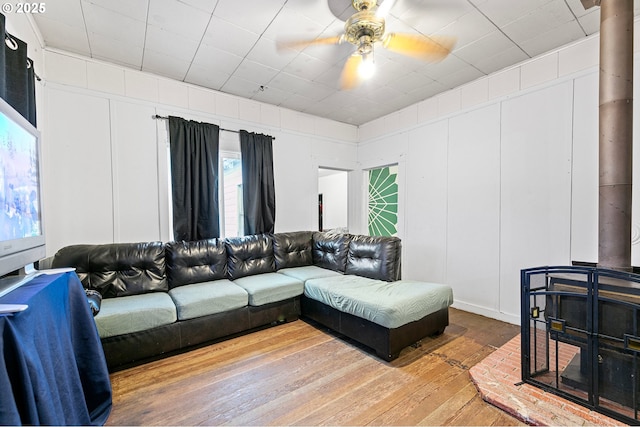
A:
[598,0,633,271]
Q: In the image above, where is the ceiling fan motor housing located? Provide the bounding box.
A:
[344,11,385,46]
[352,0,378,11]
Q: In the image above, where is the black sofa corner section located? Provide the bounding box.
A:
[50,231,444,370]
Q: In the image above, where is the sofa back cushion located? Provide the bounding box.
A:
[165,239,227,289]
[51,242,167,298]
[272,231,313,270]
[345,235,402,282]
[312,232,352,272]
[226,234,275,280]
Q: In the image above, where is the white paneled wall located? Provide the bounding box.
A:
[447,104,501,315]
[403,121,448,284]
[44,88,114,249]
[27,13,640,325]
[41,50,360,254]
[356,32,613,324]
[109,101,162,242]
[498,82,573,319]
[570,72,599,264]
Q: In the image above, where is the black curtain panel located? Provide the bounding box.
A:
[239,130,275,235]
[168,116,220,241]
[0,13,36,126]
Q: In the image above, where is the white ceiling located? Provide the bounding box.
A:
[30,0,635,125]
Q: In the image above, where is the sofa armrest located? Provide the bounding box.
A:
[345,235,402,281]
[51,242,167,298]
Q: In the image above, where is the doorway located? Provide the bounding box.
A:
[318,168,348,232]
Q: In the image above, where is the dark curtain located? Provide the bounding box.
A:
[168,116,220,241]
[0,13,37,126]
[239,130,275,235]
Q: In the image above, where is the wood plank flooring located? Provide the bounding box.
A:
[106,308,525,426]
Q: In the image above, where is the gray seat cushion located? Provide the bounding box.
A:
[304,276,454,328]
[168,279,248,320]
[278,265,342,282]
[95,292,177,338]
[233,272,304,306]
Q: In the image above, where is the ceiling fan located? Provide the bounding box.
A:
[279,0,456,90]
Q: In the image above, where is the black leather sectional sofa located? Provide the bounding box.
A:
[50,231,453,370]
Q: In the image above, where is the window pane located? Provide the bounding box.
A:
[223,158,243,237]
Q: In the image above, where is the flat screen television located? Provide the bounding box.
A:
[0,95,44,279]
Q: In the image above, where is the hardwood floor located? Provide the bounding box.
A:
[106,308,525,426]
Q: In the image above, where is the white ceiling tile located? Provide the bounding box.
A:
[144,25,200,62]
[190,43,243,74]
[300,41,354,68]
[184,63,230,89]
[281,0,337,26]
[472,46,529,75]
[293,81,337,102]
[435,9,497,50]
[263,5,327,41]
[401,0,474,35]
[181,0,218,14]
[246,37,296,70]
[213,0,287,35]
[501,1,581,46]
[267,72,312,94]
[455,30,529,73]
[253,85,291,105]
[89,32,144,68]
[519,21,585,57]
[282,53,333,81]
[82,0,149,22]
[279,93,316,112]
[83,2,146,47]
[221,75,267,99]
[148,0,212,42]
[31,16,90,56]
[386,71,433,94]
[434,63,484,89]
[234,59,279,85]
[201,16,260,57]
[32,0,640,126]
[406,79,448,104]
[34,1,85,28]
[472,0,555,27]
[142,49,191,81]
[312,63,344,89]
[577,9,601,34]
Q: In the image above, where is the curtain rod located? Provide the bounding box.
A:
[153,114,275,139]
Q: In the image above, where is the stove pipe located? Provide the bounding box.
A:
[598,0,633,271]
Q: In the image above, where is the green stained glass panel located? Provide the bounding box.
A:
[368,165,398,236]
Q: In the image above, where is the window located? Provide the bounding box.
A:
[368,165,398,237]
[220,154,244,238]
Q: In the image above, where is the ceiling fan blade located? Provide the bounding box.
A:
[340,54,363,90]
[382,33,456,61]
[328,0,354,21]
[277,35,344,51]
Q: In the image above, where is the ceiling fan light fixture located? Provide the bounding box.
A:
[358,51,375,79]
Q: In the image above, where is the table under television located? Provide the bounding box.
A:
[0,270,112,425]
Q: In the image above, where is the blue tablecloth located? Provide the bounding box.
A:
[0,272,112,425]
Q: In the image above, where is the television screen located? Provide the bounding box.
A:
[0,95,44,278]
[0,114,41,240]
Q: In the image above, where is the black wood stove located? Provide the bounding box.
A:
[521,266,640,425]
